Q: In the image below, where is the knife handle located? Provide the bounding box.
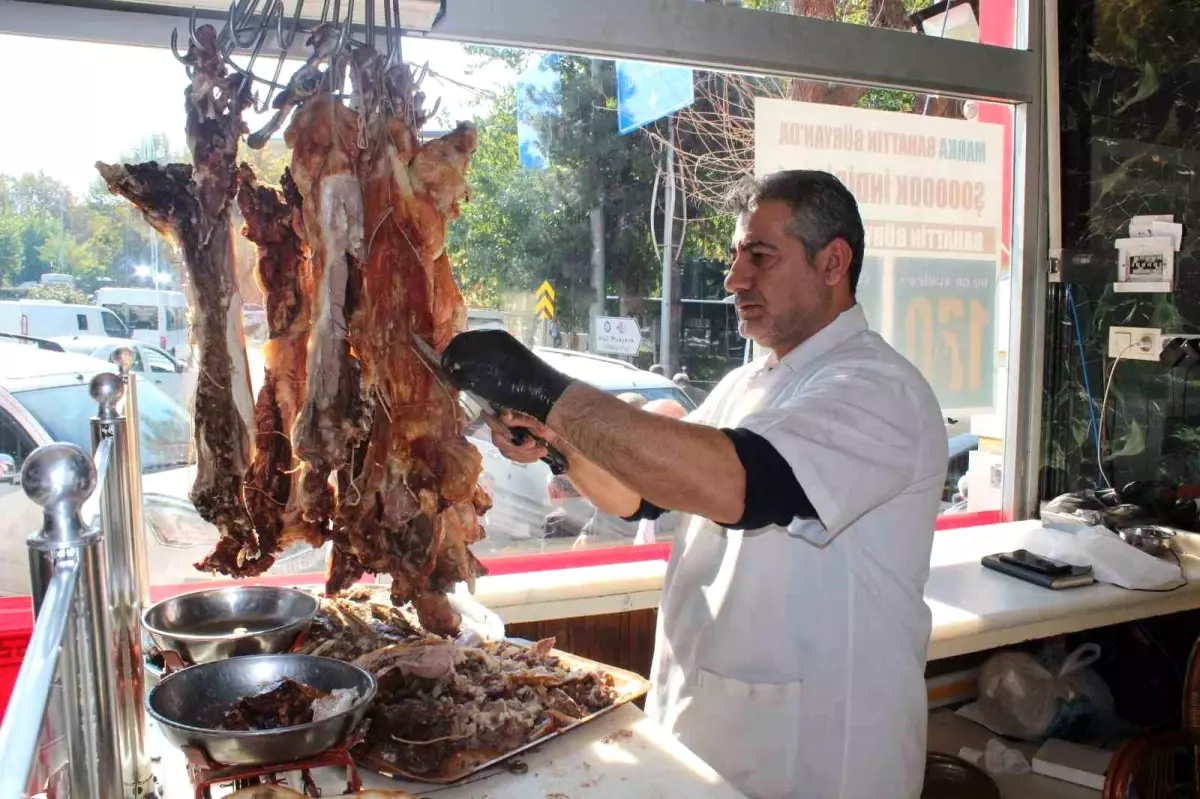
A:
[509,428,568,475]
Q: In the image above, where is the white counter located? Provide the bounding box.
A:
[153,704,749,799]
[468,520,1200,661]
[926,520,1200,659]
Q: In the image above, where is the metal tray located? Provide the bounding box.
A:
[354,647,650,784]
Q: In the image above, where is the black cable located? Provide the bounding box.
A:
[1096,549,1188,593]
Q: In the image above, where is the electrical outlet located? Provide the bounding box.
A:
[1108,326,1162,361]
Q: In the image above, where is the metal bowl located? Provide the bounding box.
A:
[1119,525,1176,557]
[142,586,319,665]
[147,654,376,766]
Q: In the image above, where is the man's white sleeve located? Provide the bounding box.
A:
[737,369,921,545]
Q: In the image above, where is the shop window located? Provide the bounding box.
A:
[0,27,1020,592]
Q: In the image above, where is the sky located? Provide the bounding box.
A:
[0,33,514,196]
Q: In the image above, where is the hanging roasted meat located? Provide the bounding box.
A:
[102,26,492,634]
[236,165,323,558]
[97,24,265,575]
[293,49,488,635]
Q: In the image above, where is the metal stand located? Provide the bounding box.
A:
[183,741,362,799]
[0,442,123,797]
[0,370,157,798]
[94,365,157,797]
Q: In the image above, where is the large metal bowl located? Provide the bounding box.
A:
[147,654,376,765]
[142,585,319,665]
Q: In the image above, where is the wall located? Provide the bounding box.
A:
[507,608,658,678]
[1040,0,1200,512]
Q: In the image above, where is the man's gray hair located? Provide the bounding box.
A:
[728,170,866,292]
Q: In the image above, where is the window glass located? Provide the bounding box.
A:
[16,381,193,474]
[0,30,1016,587]
[76,313,88,331]
[110,347,145,372]
[0,407,38,473]
[101,310,128,337]
[141,346,176,373]
[106,303,159,331]
[167,307,187,331]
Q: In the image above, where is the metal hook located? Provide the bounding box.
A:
[365,0,375,52]
[225,0,260,48]
[169,27,191,66]
[382,0,393,60]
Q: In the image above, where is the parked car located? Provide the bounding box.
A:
[470,348,695,553]
[0,344,321,596]
[51,334,198,409]
[0,300,130,340]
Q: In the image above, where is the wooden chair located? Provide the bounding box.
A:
[1103,642,1200,798]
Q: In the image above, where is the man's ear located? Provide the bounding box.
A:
[818,238,853,287]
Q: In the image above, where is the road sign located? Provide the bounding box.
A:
[594,316,642,356]
[616,61,695,135]
[535,281,556,320]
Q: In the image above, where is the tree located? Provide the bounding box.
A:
[446,86,579,311]
[26,284,87,304]
[650,0,961,205]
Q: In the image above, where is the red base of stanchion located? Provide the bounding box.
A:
[183,742,361,799]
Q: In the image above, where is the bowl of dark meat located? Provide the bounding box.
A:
[143,586,319,665]
[147,653,377,765]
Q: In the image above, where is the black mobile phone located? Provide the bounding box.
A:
[998,549,1073,576]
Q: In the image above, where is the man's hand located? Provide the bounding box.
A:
[484,410,565,464]
[442,330,573,422]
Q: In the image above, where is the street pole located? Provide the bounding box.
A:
[589,205,606,352]
[659,118,676,375]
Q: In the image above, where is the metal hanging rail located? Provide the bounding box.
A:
[0,359,155,799]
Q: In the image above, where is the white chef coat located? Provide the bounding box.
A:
[645,304,948,799]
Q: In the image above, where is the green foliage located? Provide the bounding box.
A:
[26,283,87,304]
[447,55,733,332]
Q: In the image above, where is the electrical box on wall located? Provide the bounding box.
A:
[1108,326,1162,361]
[1114,215,1183,293]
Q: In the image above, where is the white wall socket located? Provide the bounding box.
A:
[1108,326,1162,361]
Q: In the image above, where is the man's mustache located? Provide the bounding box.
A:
[732,292,764,306]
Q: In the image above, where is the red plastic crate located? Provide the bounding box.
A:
[0,597,34,720]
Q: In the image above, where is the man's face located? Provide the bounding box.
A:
[724,200,843,355]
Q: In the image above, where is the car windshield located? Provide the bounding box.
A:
[623,386,695,409]
[15,380,194,473]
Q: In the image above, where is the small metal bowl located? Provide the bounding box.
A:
[147,653,376,766]
[1119,525,1177,557]
[142,585,319,665]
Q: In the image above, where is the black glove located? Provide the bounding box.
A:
[441,330,573,422]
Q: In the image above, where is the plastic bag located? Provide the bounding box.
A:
[974,644,1115,741]
[1037,525,1183,590]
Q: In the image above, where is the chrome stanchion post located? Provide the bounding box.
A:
[18,443,122,797]
[91,370,156,798]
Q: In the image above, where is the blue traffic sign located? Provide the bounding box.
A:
[616,61,695,135]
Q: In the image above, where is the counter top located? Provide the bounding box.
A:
[926,520,1200,659]
[153,703,749,799]
[466,520,1200,661]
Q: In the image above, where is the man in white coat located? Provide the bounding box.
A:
[440,170,948,799]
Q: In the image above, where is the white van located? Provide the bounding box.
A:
[95,288,190,362]
[0,300,129,340]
